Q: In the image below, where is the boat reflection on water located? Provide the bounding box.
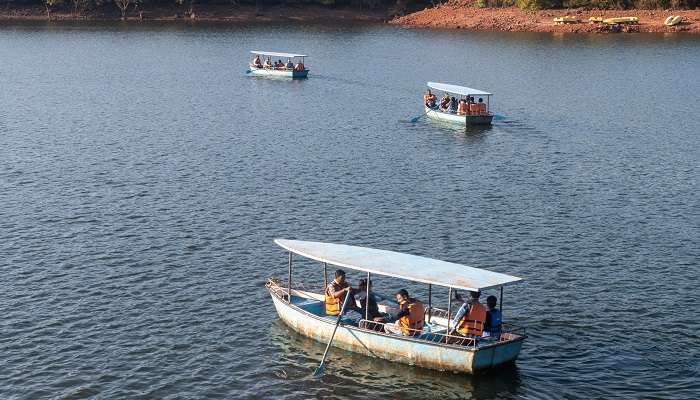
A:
[269,320,523,399]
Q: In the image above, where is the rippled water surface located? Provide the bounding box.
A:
[1,22,699,399]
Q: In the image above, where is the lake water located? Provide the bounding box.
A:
[1,22,699,399]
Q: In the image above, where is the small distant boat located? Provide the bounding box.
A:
[664,15,683,26]
[424,82,494,126]
[603,17,639,25]
[553,16,579,24]
[267,239,527,374]
[247,50,309,79]
[588,17,604,23]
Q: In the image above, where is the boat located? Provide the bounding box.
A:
[266,239,526,374]
[424,82,494,126]
[247,51,309,79]
[553,16,579,24]
[664,15,683,26]
[588,17,604,23]
[603,17,639,25]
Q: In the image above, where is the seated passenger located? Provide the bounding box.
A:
[439,94,450,111]
[263,57,272,68]
[276,59,284,69]
[355,278,388,331]
[457,99,468,115]
[483,295,502,338]
[384,289,424,337]
[325,269,354,316]
[450,291,487,337]
[449,97,458,113]
[252,55,262,68]
[477,98,487,114]
[423,89,437,108]
[294,62,305,71]
[285,58,294,69]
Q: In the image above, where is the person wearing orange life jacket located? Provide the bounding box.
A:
[450,290,487,337]
[457,98,468,115]
[384,289,425,337]
[325,269,354,316]
[424,89,437,108]
[477,98,487,114]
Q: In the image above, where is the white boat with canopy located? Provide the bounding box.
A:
[248,51,309,79]
[266,239,526,374]
[424,82,494,125]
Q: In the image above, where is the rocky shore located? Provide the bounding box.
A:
[390,4,700,33]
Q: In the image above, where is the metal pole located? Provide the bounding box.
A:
[287,252,292,303]
[427,284,432,323]
[365,272,370,322]
[323,262,328,292]
[500,286,504,317]
[447,287,453,333]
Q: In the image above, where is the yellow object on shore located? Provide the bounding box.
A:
[603,17,639,25]
[664,16,683,26]
[553,16,579,24]
[589,17,604,23]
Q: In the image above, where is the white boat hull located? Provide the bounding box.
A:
[270,288,524,373]
[425,106,493,126]
[248,67,308,79]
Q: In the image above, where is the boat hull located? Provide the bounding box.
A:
[270,290,523,373]
[425,106,493,126]
[248,67,308,79]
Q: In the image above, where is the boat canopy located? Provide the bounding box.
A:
[275,239,522,292]
[428,82,492,97]
[251,50,307,58]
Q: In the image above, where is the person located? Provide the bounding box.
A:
[294,61,305,71]
[423,89,437,108]
[439,93,450,111]
[457,98,468,115]
[325,269,354,316]
[483,295,502,338]
[450,291,487,338]
[355,278,390,331]
[384,289,424,336]
[285,58,294,69]
[263,57,272,69]
[449,96,458,113]
[252,55,262,68]
[276,59,284,69]
[477,98,487,114]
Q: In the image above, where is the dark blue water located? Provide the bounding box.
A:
[1,22,699,399]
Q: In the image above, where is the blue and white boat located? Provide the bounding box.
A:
[425,82,494,126]
[266,239,526,374]
[247,51,309,79]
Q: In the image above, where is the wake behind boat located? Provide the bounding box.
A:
[423,82,494,126]
[266,239,526,374]
[248,50,309,79]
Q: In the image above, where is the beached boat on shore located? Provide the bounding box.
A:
[247,51,309,79]
[424,82,494,126]
[266,239,526,374]
[665,16,683,26]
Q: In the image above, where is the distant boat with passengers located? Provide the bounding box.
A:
[423,82,494,126]
[266,239,526,374]
[248,51,309,79]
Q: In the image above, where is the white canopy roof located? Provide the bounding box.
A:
[275,239,522,292]
[427,82,492,96]
[251,50,307,58]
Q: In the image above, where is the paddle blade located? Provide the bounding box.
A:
[312,363,325,378]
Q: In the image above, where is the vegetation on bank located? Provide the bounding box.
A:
[3,0,698,21]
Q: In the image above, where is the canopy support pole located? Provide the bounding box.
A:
[500,286,504,317]
[487,96,490,113]
[323,262,328,293]
[287,252,292,303]
[427,284,432,323]
[447,287,453,333]
[365,272,370,322]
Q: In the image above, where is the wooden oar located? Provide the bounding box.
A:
[313,290,352,378]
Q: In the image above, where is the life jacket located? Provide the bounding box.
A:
[485,309,502,336]
[469,103,479,113]
[398,298,425,336]
[458,102,467,114]
[324,281,347,316]
[477,103,487,114]
[457,302,487,336]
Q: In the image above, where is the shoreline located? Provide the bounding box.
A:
[390,5,700,34]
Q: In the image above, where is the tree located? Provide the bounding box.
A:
[72,0,89,16]
[44,0,62,20]
[114,0,136,19]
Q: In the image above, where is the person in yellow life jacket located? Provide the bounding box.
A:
[384,289,425,337]
[325,269,354,316]
[450,290,487,337]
